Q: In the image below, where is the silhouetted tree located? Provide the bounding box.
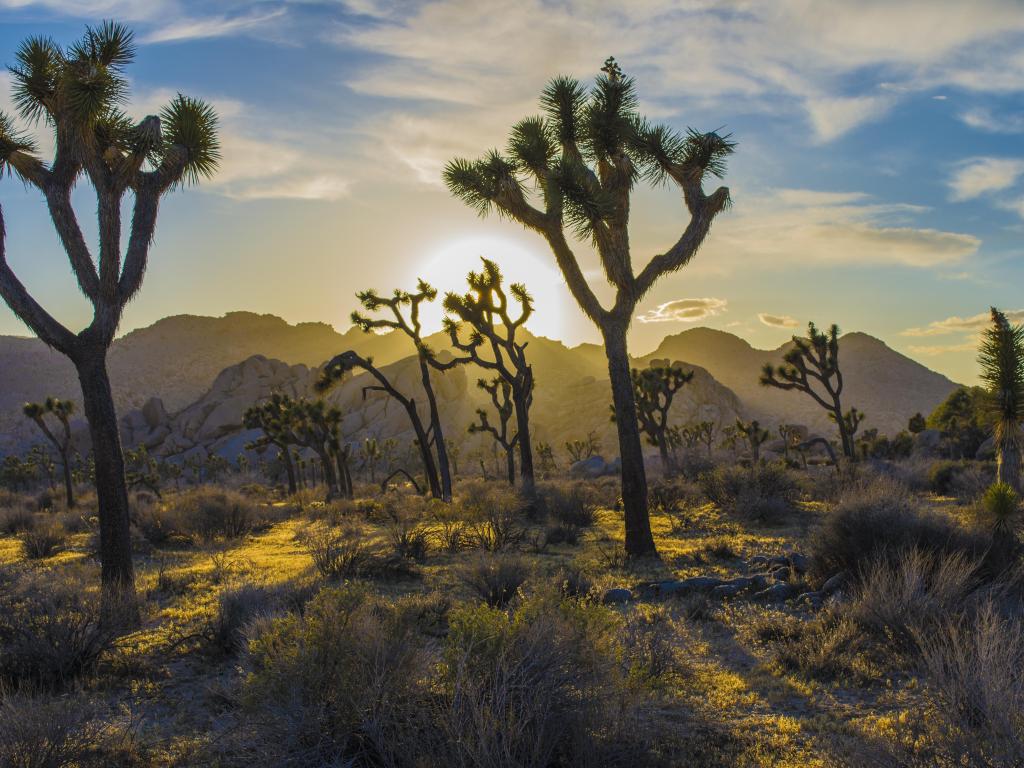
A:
[927,386,990,459]
[360,437,382,483]
[0,23,219,617]
[612,364,693,474]
[445,57,734,557]
[444,258,536,491]
[979,307,1024,491]
[23,397,75,507]
[566,432,601,463]
[760,323,859,460]
[318,351,443,499]
[908,412,927,434]
[536,442,556,477]
[244,394,299,494]
[288,398,348,501]
[468,378,518,485]
[735,419,770,464]
[351,282,455,500]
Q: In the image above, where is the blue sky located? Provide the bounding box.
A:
[1,0,1023,384]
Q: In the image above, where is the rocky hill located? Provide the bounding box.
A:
[0,312,957,458]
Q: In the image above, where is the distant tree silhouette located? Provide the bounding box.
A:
[318,350,443,499]
[566,432,601,463]
[444,258,535,490]
[760,323,859,460]
[23,397,75,507]
[288,398,349,501]
[350,282,455,500]
[445,57,734,557]
[0,23,219,617]
[735,418,770,465]
[468,378,518,485]
[908,412,927,434]
[360,437,382,483]
[536,442,557,477]
[927,386,990,459]
[612,364,693,474]
[244,394,299,494]
[979,307,1024,491]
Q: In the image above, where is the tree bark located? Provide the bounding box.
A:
[513,387,535,492]
[59,448,75,508]
[657,439,671,476]
[74,348,138,623]
[506,445,516,486]
[996,423,1022,492]
[316,448,340,501]
[418,357,452,501]
[279,446,297,495]
[603,324,657,557]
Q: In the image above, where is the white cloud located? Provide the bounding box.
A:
[947,157,1024,201]
[960,107,1024,134]
[637,297,727,324]
[906,340,980,356]
[142,8,287,44]
[758,313,800,328]
[701,187,980,270]
[901,309,1024,337]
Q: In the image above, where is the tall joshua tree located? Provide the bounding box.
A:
[445,57,734,556]
[468,377,519,486]
[351,282,455,501]
[760,323,858,461]
[444,258,535,490]
[0,23,219,614]
[244,394,299,495]
[612,364,693,474]
[979,307,1024,491]
[23,397,75,507]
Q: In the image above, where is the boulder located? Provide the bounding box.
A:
[912,428,943,458]
[789,552,810,574]
[637,576,724,599]
[821,571,849,596]
[753,582,796,602]
[601,588,632,605]
[570,455,608,479]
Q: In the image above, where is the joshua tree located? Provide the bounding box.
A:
[318,351,443,499]
[735,419,771,464]
[23,397,76,507]
[778,424,803,465]
[468,377,519,486]
[566,431,601,463]
[444,258,536,490]
[536,442,556,477]
[612,364,693,474]
[124,444,161,497]
[0,23,219,615]
[245,393,301,495]
[445,57,734,557]
[760,323,858,460]
[360,437,382,483]
[979,308,1024,491]
[908,412,927,434]
[289,399,349,501]
[350,282,455,500]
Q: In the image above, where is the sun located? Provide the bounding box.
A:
[412,236,570,340]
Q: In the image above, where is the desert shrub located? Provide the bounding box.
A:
[649,478,702,531]
[20,523,66,559]
[769,611,882,685]
[431,507,468,553]
[535,481,599,527]
[927,460,993,499]
[0,505,37,535]
[909,602,1024,768]
[459,553,530,608]
[848,549,982,651]
[0,488,26,509]
[168,487,286,543]
[35,489,56,511]
[622,604,680,683]
[808,479,989,582]
[382,497,431,562]
[0,568,113,689]
[0,691,140,768]
[210,580,317,655]
[698,463,799,523]
[239,584,431,767]
[543,522,581,546]
[300,524,415,582]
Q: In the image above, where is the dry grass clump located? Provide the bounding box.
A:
[299,523,416,581]
[698,463,799,524]
[19,522,66,559]
[0,566,113,689]
[458,552,530,607]
[134,487,289,546]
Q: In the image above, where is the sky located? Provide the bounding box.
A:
[0,0,1022,385]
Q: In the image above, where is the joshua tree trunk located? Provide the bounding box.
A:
[316,449,340,500]
[280,447,297,494]
[335,452,354,499]
[60,448,74,509]
[506,445,516,486]
[74,349,137,621]
[996,427,1023,492]
[604,323,655,557]
[513,387,535,492]
[658,440,671,475]
[419,358,452,502]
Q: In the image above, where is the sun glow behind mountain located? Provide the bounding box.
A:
[413,236,572,340]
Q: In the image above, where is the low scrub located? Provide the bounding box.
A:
[699,464,799,523]
[20,522,66,559]
[458,553,530,607]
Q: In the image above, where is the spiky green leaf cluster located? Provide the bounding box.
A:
[979,307,1024,427]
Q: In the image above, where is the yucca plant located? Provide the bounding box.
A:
[980,482,1019,536]
[23,397,76,508]
[979,308,1024,492]
[445,57,735,556]
[0,22,220,619]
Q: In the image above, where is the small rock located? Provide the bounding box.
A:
[797,591,823,608]
[821,572,849,596]
[768,555,789,568]
[712,583,746,599]
[789,553,810,574]
[754,582,797,602]
[601,588,632,605]
[769,565,791,581]
[636,576,725,600]
[749,555,769,569]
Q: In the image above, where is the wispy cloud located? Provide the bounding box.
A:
[907,340,981,356]
[960,106,1024,134]
[637,298,727,324]
[902,308,1024,337]
[142,8,286,44]
[947,157,1024,201]
[758,313,800,328]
